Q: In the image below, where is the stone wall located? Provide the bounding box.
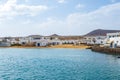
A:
[92,46,120,54]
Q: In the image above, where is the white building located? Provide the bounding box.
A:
[107,32,120,38]
[0,37,11,46]
[19,37,30,45]
[0,42,11,47]
[10,38,19,45]
[35,40,49,47]
[82,36,106,45]
[61,40,78,45]
[104,32,120,48]
[26,35,62,47]
[2,35,81,47]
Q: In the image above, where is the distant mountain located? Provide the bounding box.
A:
[85,29,120,36]
[28,35,43,38]
[49,34,60,37]
[49,34,82,40]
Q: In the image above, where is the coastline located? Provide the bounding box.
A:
[92,46,120,54]
[49,44,91,49]
[0,44,91,49]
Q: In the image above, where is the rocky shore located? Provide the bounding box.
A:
[92,46,120,54]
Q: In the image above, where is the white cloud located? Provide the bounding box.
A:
[36,2,120,35]
[24,0,29,2]
[57,0,66,3]
[66,2,120,34]
[0,0,48,21]
[22,19,31,24]
[15,5,48,16]
[0,1,120,36]
[75,4,85,9]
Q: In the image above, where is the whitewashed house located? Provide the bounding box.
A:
[1,35,82,47]
[10,38,19,45]
[27,35,48,46]
[82,36,106,45]
[61,40,78,45]
[104,32,120,48]
[27,35,61,47]
[0,37,11,47]
[19,37,30,45]
[0,42,11,47]
[35,40,49,47]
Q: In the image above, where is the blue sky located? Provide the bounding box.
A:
[0,0,120,36]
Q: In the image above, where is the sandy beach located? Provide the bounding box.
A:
[7,44,90,49]
[49,44,90,49]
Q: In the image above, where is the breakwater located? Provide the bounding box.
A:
[92,46,120,54]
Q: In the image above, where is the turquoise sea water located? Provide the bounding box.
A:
[0,48,120,80]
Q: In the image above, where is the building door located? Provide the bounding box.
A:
[37,43,40,46]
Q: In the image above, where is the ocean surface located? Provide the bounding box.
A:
[0,48,120,80]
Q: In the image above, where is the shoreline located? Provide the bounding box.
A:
[92,46,120,54]
[0,44,91,49]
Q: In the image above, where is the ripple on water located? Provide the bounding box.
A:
[0,48,120,80]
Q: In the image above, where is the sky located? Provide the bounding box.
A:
[0,0,120,37]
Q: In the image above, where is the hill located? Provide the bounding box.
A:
[85,29,120,36]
